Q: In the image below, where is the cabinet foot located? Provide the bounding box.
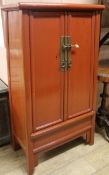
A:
[27,158,35,175]
[12,135,20,151]
[27,166,34,175]
[34,154,38,167]
[89,128,94,145]
[86,129,94,145]
[86,130,91,144]
[27,151,37,175]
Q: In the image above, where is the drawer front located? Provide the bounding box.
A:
[30,12,65,131]
[32,112,94,153]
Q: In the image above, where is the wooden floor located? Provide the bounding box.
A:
[0,131,109,175]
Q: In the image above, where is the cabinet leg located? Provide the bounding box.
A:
[34,154,38,167]
[90,128,95,145]
[86,130,90,144]
[27,151,36,175]
[12,135,20,151]
[27,155,34,175]
[86,129,94,145]
[89,128,94,145]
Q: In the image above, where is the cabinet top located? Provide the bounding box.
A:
[2,2,105,11]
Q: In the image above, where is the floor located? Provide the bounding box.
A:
[0,131,109,175]
[0,28,109,175]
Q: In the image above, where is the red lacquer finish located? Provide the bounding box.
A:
[2,3,105,11]
[7,11,27,150]
[1,3,104,175]
[67,12,93,118]
[30,12,65,131]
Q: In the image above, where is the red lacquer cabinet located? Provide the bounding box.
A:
[2,3,104,175]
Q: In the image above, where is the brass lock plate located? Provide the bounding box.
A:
[60,36,72,71]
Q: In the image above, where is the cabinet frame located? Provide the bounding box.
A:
[2,3,104,175]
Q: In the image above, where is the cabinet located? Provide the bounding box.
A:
[2,3,104,175]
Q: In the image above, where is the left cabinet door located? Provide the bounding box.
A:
[30,12,65,131]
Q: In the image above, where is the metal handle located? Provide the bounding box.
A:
[61,36,80,71]
[63,44,79,49]
[63,44,72,49]
[65,42,80,70]
[72,44,80,48]
[61,37,67,71]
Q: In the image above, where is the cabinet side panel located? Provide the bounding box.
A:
[93,12,101,110]
[8,10,27,149]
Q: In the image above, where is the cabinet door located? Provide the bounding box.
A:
[67,12,94,119]
[30,12,65,131]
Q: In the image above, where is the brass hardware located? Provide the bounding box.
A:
[63,43,79,50]
[61,36,71,71]
[66,36,72,70]
[63,44,72,49]
[72,44,80,48]
[61,36,67,71]
[61,36,79,71]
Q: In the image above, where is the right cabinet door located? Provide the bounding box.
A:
[67,12,94,119]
